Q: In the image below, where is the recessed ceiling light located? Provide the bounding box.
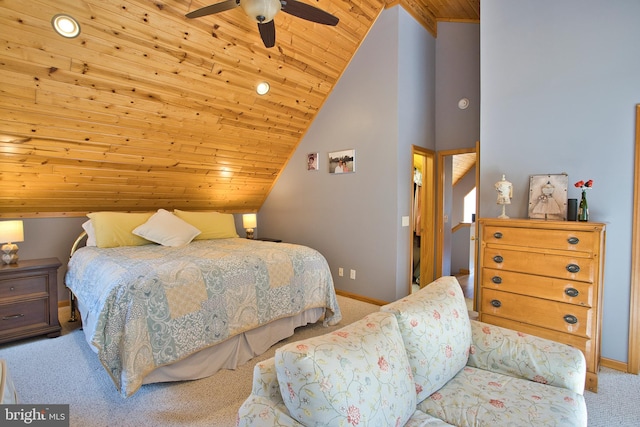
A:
[52,14,81,38]
[256,82,270,95]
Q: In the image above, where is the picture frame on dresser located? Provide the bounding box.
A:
[528,173,568,220]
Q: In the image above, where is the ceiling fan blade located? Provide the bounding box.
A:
[280,0,339,26]
[258,20,276,48]
[185,0,240,19]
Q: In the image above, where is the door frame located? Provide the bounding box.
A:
[410,146,435,293]
[435,143,479,281]
[629,104,640,373]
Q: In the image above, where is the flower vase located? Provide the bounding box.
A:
[578,190,589,221]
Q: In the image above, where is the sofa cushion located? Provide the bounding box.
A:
[381,276,472,402]
[275,311,416,427]
[417,366,587,426]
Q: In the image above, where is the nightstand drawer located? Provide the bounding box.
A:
[481,289,592,338]
[483,225,597,252]
[483,247,595,283]
[0,275,48,300]
[0,299,48,332]
[481,268,593,307]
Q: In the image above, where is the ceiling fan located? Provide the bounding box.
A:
[186,0,339,48]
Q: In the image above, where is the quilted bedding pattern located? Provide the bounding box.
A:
[65,238,341,397]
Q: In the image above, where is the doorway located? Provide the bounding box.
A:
[410,146,435,294]
[435,143,479,305]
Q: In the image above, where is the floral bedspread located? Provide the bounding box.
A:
[65,238,341,397]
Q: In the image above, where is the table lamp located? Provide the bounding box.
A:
[242,214,257,239]
[0,220,24,264]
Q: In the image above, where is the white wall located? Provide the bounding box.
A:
[481,0,640,363]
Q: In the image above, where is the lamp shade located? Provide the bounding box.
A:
[240,0,281,23]
[0,220,24,243]
[242,214,257,229]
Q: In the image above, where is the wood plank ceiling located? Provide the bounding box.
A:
[0,0,479,217]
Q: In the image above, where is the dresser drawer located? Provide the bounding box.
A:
[0,299,48,332]
[481,268,593,307]
[483,247,595,283]
[481,289,593,338]
[0,275,48,300]
[483,225,597,253]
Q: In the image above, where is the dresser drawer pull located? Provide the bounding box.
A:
[565,287,579,297]
[566,264,580,273]
[493,232,503,239]
[567,237,580,245]
[2,313,25,321]
[493,255,504,263]
[491,276,502,284]
[563,314,578,325]
[490,299,502,308]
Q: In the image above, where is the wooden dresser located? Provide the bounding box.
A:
[0,258,62,344]
[477,218,605,392]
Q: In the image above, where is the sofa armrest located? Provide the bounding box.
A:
[237,358,304,426]
[249,358,281,399]
[237,395,304,427]
[467,320,586,394]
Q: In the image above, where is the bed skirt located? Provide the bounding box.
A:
[77,301,324,386]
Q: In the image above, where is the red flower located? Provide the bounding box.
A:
[433,310,441,320]
[378,356,389,371]
[490,399,505,408]
[445,345,453,358]
[533,375,548,384]
[430,392,443,401]
[575,179,594,189]
[482,326,491,335]
[415,383,423,394]
[346,405,361,425]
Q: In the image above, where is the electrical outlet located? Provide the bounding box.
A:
[350,269,356,280]
[338,267,344,277]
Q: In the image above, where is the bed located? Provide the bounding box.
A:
[65,210,341,397]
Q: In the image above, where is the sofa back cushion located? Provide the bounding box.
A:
[275,311,416,427]
[381,276,472,402]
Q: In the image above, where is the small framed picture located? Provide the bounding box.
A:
[307,153,318,171]
[528,173,568,220]
[329,149,355,174]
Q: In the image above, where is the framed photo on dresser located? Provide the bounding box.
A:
[528,173,568,220]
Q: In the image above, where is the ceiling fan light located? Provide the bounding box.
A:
[256,82,270,95]
[52,14,81,38]
[241,0,281,23]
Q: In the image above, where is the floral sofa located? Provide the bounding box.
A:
[237,276,588,426]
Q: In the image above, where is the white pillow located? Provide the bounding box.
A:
[133,209,201,247]
[275,311,416,426]
[82,220,97,247]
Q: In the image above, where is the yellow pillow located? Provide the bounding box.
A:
[87,212,154,248]
[173,210,239,240]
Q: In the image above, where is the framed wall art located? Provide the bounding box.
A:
[306,153,318,171]
[528,173,568,220]
[328,149,355,174]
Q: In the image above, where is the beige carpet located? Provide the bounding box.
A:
[1,297,640,426]
[0,296,380,427]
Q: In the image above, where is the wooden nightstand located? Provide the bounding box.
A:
[0,258,62,344]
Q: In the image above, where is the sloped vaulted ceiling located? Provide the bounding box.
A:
[0,0,478,216]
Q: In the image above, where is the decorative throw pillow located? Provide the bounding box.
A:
[81,220,97,247]
[173,210,239,239]
[275,311,416,427]
[132,209,201,247]
[380,276,472,402]
[87,211,153,248]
